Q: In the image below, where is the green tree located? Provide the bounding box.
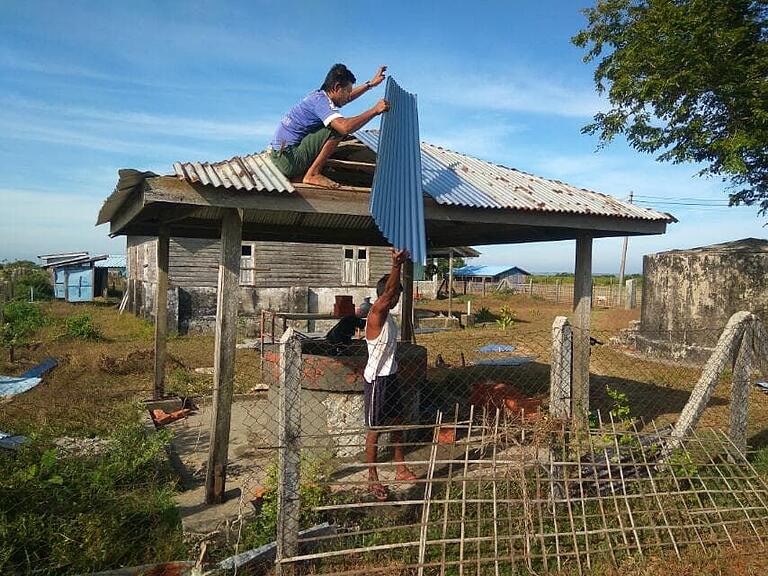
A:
[573,1,768,210]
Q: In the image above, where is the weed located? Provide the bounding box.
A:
[64,313,101,340]
[496,306,515,330]
[1,301,46,361]
[474,307,495,323]
[167,368,212,397]
[0,419,186,574]
[238,454,334,551]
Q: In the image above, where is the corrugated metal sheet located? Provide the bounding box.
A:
[94,255,126,269]
[369,77,427,264]
[97,169,157,226]
[173,152,294,193]
[355,130,673,222]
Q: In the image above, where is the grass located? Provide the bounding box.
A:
[1,297,767,574]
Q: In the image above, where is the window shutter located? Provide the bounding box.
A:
[343,259,355,284]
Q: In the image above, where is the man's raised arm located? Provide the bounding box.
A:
[366,249,409,340]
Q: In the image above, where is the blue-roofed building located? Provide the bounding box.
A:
[40,253,126,302]
[453,265,531,293]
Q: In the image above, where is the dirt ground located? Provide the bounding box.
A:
[2,297,768,573]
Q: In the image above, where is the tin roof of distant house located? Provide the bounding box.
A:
[453,265,531,278]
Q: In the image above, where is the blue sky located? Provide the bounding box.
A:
[1,0,764,273]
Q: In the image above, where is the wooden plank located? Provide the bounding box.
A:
[153,224,170,400]
[401,259,415,343]
[325,158,376,174]
[139,177,669,236]
[205,208,243,504]
[572,235,592,426]
[276,328,302,574]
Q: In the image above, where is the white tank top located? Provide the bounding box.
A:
[364,314,398,382]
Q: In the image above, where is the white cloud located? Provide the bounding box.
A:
[421,71,603,118]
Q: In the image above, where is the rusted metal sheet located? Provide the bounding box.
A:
[173,152,294,193]
[369,77,427,264]
[355,130,673,222]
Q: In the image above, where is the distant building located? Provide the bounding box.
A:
[39,253,126,302]
[453,264,531,293]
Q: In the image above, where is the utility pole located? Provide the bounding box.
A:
[618,191,633,302]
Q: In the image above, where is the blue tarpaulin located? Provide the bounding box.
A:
[477,344,516,353]
[0,357,57,398]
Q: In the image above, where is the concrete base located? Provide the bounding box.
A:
[635,334,714,365]
[418,315,461,330]
[149,397,272,534]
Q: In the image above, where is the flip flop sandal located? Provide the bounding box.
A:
[368,482,389,502]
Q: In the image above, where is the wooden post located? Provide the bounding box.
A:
[556,279,561,303]
[276,327,302,575]
[528,277,533,296]
[447,249,453,320]
[401,259,415,343]
[153,225,170,400]
[482,276,486,296]
[205,209,243,505]
[550,316,573,419]
[572,235,593,426]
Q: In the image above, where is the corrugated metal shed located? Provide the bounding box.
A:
[354,130,672,222]
[369,77,427,264]
[173,153,294,193]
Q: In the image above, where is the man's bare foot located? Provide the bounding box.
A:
[302,173,340,189]
[395,466,418,482]
[368,481,389,501]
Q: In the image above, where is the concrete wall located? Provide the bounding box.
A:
[639,238,768,361]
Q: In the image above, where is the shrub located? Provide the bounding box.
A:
[474,307,495,323]
[239,455,333,550]
[64,313,101,340]
[0,422,186,573]
[0,261,53,301]
[495,306,515,330]
[1,301,46,361]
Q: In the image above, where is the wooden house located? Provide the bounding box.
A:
[126,237,394,332]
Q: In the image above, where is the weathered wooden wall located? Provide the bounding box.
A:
[127,237,390,288]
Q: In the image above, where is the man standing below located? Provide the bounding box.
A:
[270,64,389,189]
[364,248,418,501]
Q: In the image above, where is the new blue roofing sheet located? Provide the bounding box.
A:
[368,77,427,265]
[453,265,530,277]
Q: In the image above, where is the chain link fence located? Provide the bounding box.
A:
[3,303,768,574]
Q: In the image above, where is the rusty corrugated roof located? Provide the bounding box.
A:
[172,152,294,193]
[354,130,674,222]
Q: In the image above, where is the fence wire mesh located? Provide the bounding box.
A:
[2,298,768,575]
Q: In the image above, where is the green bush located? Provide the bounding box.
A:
[1,301,46,361]
[64,314,101,340]
[239,455,333,551]
[0,422,186,574]
[0,261,54,301]
[495,306,515,330]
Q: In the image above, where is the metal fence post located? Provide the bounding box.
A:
[276,327,302,575]
[550,316,573,419]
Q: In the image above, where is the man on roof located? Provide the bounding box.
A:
[269,63,389,189]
